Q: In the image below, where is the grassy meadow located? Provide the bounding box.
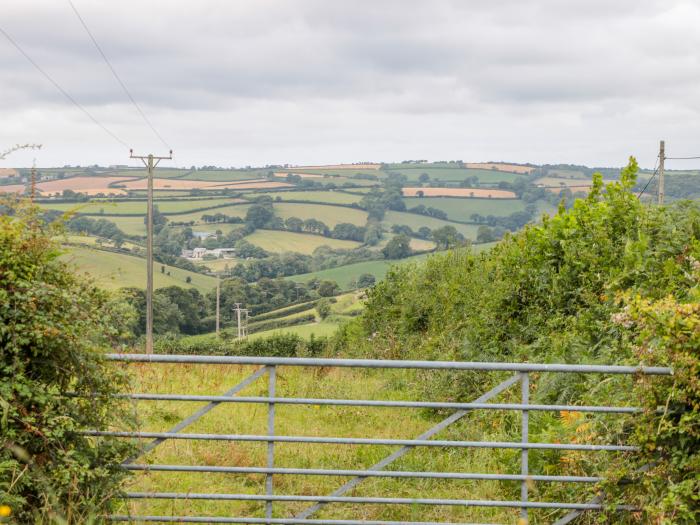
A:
[60,246,216,292]
[403,197,527,221]
[245,229,362,254]
[274,202,368,227]
[113,362,544,523]
[383,211,480,238]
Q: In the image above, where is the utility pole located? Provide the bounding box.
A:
[233,303,249,339]
[658,140,665,205]
[30,159,37,201]
[129,149,173,354]
[216,275,221,337]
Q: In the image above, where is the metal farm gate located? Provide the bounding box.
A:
[83,354,672,524]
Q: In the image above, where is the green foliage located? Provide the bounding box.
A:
[334,158,700,518]
[0,199,134,522]
[316,298,332,319]
[155,332,327,357]
[382,233,412,259]
[601,296,700,524]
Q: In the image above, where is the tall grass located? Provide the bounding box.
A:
[112,363,607,524]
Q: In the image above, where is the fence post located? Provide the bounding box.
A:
[520,372,530,524]
[266,365,276,523]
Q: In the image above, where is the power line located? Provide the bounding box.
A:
[0,24,128,148]
[664,156,700,160]
[67,0,171,150]
[637,160,659,200]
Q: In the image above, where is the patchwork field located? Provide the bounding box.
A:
[165,204,251,225]
[465,162,535,174]
[245,229,362,254]
[60,246,216,292]
[383,211,480,238]
[121,178,291,191]
[254,190,361,205]
[273,202,368,227]
[0,183,25,193]
[403,197,526,221]
[39,197,243,216]
[273,172,324,179]
[402,187,517,198]
[388,167,525,183]
[32,175,137,196]
[288,253,431,289]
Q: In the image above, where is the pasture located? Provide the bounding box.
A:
[288,253,431,289]
[182,169,270,182]
[167,203,251,224]
[383,211,479,238]
[388,167,525,183]
[402,187,517,198]
[39,197,243,216]
[115,362,523,523]
[253,190,361,205]
[33,175,136,196]
[403,197,526,221]
[273,202,368,227]
[60,246,216,292]
[465,162,535,174]
[245,229,362,254]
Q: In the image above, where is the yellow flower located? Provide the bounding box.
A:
[0,505,11,518]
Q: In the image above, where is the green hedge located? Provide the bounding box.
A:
[155,332,327,357]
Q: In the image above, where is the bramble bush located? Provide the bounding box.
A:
[333,157,700,522]
[0,199,135,523]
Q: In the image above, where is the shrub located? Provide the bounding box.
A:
[0,199,135,522]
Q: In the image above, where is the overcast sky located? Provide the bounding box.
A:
[1,0,699,169]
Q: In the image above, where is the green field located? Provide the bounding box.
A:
[193,258,240,273]
[118,362,522,523]
[166,203,251,224]
[286,168,381,177]
[383,211,479,238]
[388,167,525,183]
[288,253,431,289]
[254,190,361,205]
[402,197,526,221]
[183,169,270,181]
[60,246,217,292]
[245,229,361,254]
[111,169,190,179]
[100,215,150,236]
[273,202,368,227]
[39,197,242,216]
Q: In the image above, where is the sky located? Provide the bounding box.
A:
[1,0,699,169]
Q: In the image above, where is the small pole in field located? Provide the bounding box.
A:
[658,140,665,205]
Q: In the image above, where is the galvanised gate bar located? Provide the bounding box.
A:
[85,354,673,524]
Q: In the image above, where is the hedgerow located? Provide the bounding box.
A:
[333,157,700,522]
[0,199,135,523]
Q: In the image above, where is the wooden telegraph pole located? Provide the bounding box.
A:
[216,275,221,337]
[658,140,665,205]
[129,149,172,354]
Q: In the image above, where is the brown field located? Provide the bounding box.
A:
[402,187,517,198]
[293,163,381,170]
[121,178,292,191]
[209,181,293,190]
[0,168,19,178]
[0,184,25,193]
[31,176,135,196]
[466,163,535,174]
[273,171,324,178]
